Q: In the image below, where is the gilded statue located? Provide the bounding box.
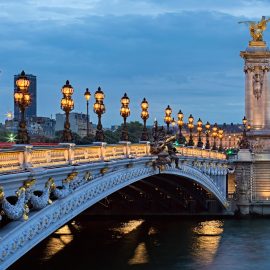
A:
[151,121,179,169]
[239,16,270,42]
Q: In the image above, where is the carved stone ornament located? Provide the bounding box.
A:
[252,71,264,99]
[252,138,265,153]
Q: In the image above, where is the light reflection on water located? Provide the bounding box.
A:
[128,242,149,265]
[41,221,80,261]
[191,220,223,265]
[10,217,270,270]
[110,219,144,236]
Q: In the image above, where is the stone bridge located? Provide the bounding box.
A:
[0,142,227,269]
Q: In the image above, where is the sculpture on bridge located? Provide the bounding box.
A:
[151,121,179,169]
[253,69,264,99]
[30,178,55,210]
[0,186,29,221]
[239,16,270,42]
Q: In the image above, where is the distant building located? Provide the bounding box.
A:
[172,123,243,149]
[14,73,37,121]
[55,112,95,138]
[28,116,56,138]
[5,117,55,138]
[5,119,18,133]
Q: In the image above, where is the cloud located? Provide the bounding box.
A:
[0,0,269,24]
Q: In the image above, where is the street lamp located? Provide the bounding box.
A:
[61,80,74,142]
[218,129,224,152]
[93,87,105,142]
[140,98,149,141]
[14,71,31,144]
[205,121,211,149]
[120,93,131,141]
[212,123,218,150]
[84,88,91,137]
[197,118,203,148]
[187,114,194,146]
[239,116,250,149]
[164,105,172,133]
[177,110,185,145]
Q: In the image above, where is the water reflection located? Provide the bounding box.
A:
[42,222,79,260]
[148,226,159,236]
[192,220,224,265]
[128,242,149,265]
[11,217,270,270]
[111,219,144,236]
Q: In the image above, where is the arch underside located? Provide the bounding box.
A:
[0,164,227,269]
[90,173,224,215]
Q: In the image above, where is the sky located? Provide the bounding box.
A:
[1,0,270,127]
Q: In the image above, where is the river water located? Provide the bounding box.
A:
[10,217,270,270]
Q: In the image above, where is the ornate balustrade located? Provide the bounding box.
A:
[0,150,23,172]
[176,146,226,160]
[0,143,226,174]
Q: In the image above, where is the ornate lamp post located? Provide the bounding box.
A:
[61,80,74,142]
[205,121,211,149]
[239,116,250,149]
[164,105,172,133]
[218,129,224,152]
[14,71,31,144]
[84,88,91,137]
[93,87,105,142]
[177,110,185,145]
[187,114,194,146]
[212,123,218,150]
[140,98,149,141]
[197,118,203,148]
[120,93,130,141]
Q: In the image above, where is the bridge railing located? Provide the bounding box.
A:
[176,146,226,160]
[0,143,226,173]
[0,142,151,173]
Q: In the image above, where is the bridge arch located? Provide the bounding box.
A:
[0,163,227,269]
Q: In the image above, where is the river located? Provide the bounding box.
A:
[9,217,270,270]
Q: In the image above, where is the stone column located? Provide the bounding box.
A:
[241,45,270,150]
[241,47,270,130]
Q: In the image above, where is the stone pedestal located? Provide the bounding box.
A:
[234,149,252,215]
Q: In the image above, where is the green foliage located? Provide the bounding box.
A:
[108,121,145,143]
[104,130,119,144]
[77,135,95,145]
[0,131,11,141]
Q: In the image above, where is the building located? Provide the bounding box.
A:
[14,73,37,120]
[5,117,55,138]
[28,116,56,138]
[172,123,243,149]
[55,112,95,138]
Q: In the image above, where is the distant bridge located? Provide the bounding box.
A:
[0,142,227,269]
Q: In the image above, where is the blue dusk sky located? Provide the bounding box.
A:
[0,0,270,127]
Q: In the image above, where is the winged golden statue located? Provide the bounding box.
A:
[239,16,270,42]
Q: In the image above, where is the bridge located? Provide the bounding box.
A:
[0,142,227,269]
